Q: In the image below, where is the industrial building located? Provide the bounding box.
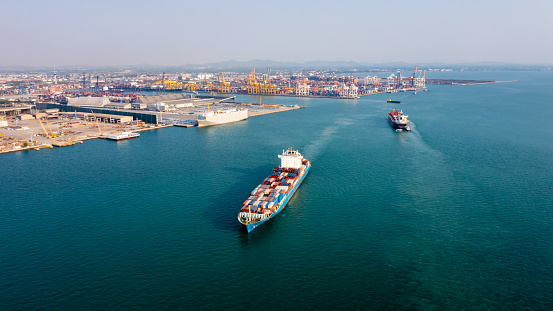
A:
[139,93,194,111]
[59,112,133,124]
[105,102,132,110]
[37,102,159,124]
[0,105,34,116]
[67,96,110,108]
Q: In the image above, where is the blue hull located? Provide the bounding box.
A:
[245,163,310,232]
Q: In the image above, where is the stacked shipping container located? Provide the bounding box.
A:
[239,165,305,215]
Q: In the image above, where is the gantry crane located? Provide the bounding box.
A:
[248,69,259,94]
[203,76,213,92]
[152,79,185,91]
[247,68,278,95]
[185,82,199,92]
[219,73,230,93]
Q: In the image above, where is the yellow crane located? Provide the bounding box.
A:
[185,82,199,92]
[247,69,259,94]
[247,68,278,95]
[44,117,56,138]
[37,117,51,138]
[152,78,186,91]
[219,73,230,93]
[261,75,279,95]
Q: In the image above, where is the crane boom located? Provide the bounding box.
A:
[44,117,55,137]
[37,117,50,138]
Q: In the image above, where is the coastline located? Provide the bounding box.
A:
[0,105,304,155]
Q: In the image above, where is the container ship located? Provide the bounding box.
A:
[388,108,411,131]
[196,109,248,127]
[387,99,402,103]
[106,132,140,141]
[238,148,311,232]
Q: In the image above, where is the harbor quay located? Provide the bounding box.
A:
[0,66,432,154]
[1,66,428,101]
[0,99,302,154]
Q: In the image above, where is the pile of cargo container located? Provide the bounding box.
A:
[239,166,303,218]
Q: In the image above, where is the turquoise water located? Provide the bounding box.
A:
[2,71,553,310]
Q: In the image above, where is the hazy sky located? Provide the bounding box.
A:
[2,0,552,66]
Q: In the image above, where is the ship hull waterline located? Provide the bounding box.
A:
[243,163,310,233]
[106,136,140,141]
[197,118,247,127]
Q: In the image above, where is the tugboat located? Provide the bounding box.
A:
[388,108,411,131]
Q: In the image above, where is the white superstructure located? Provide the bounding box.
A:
[278,148,303,169]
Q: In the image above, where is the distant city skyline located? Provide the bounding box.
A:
[2,0,552,66]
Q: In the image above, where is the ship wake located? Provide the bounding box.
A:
[302,118,353,161]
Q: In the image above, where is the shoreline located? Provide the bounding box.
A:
[0,105,304,155]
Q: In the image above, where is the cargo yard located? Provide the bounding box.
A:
[118,67,427,99]
[0,109,150,153]
[3,63,515,154]
[0,98,302,154]
[1,66,428,101]
[0,65,437,154]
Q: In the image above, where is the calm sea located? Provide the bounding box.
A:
[1,71,553,310]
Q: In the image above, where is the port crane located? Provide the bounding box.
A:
[44,117,56,138]
[37,117,52,138]
[218,73,230,93]
[90,110,103,136]
[203,76,213,92]
[184,82,199,92]
[247,68,279,95]
[247,69,260,94]
[152,78,186,91]
[81,72,90,89]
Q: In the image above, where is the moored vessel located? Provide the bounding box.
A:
[388,108,411,131]
[237,148,310,232]
[197,108,248,127]
[106,131,140,141]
